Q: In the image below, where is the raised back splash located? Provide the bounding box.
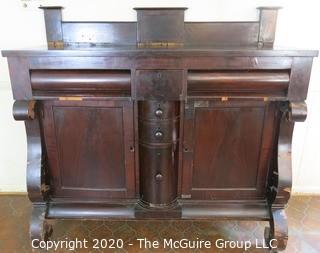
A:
[40,6,280,48]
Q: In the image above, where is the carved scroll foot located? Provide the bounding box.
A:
[265,101,307,251]
[265,208,288,252]
[13,101,52,245]
[30,204,53,246]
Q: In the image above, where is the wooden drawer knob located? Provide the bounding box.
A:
[155,108,163,117]
[155,131,163,139]
[155,173,163,182]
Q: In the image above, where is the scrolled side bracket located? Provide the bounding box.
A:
[265,101,307,251]
[13,100,52,242]
[13,100,49,201]
[288,101,307,122]
[13,100,36,121]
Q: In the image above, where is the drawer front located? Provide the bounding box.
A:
[139,120,179,144]
[187,70,290,97]
[31,70,131,97]
[138,101,180,121]
[139,144,178,206]
[138,100,180,207]
[136,70,183,100]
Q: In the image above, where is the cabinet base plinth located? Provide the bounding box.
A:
[135,202,182,219]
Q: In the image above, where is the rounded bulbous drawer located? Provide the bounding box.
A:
[138,100,180,121]
[139,120,179,144]
[139,143,178,206]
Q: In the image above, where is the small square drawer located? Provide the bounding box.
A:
[136,70,183,100]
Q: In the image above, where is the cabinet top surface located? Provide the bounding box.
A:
[2,45,318,57]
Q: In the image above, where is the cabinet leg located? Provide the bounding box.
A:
[30,204,53,246]
[265,208,288,251]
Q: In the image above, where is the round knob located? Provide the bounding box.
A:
[155,173,163,182]
[155,131,163,139]
[155,109,163,117]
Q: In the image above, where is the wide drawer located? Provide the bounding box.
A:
[31,70,131,96]
[187,70,290,97]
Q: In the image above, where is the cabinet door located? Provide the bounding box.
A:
[181,100,277,200]
[41,100,135,199]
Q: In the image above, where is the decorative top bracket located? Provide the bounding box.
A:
[135,8,187,48]
[257,7,282,48]
[288,101,307,122]
[39,6,64,48]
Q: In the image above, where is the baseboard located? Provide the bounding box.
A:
[0,185,27,194]
[0,188,319,196]
[292,186,320,195]
[0,192,27,195]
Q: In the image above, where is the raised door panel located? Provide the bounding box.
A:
[41,100,135,199]
[182,100,277,200]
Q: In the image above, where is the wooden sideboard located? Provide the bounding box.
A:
[2,6,317,251]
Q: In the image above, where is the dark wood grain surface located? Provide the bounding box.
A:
[31,69,131,96]
[182,100,277,200]
[41,100,135,199]
[2,6,317,251]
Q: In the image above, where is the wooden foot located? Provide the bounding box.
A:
[265,208,288,251]
[30,204,53,246]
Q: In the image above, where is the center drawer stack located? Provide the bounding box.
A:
[138,101,180,208]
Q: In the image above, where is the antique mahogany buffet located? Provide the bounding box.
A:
[2,6,317,251]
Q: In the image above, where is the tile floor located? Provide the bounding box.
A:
[0,195,319,253]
